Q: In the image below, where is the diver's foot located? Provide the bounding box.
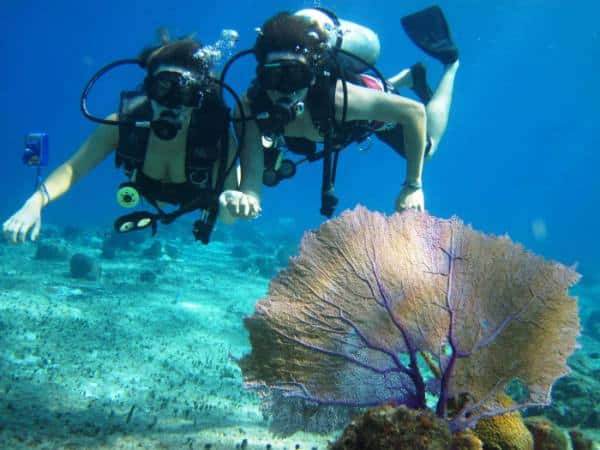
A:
[410,62,433,103]
[443,59,460,75]
[438,44,459,66]
[401,5,459,65]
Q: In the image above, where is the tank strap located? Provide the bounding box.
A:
[184,87,231,244]
[185,89,230,190]
[116,90,152,174]
[115,88,229,244]
[305,74,334,135]
[307,71,374,149]
[116,88,228,192]
[319,131,340,218]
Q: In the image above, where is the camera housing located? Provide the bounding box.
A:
[23,133,49,167]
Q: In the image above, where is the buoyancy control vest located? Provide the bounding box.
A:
[248,69,378,154]
[248,63,388,216]
[115,85,231,243]
[244,7,406,217]
[224,8,430,217]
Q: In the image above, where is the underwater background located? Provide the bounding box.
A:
[1,0,599,449]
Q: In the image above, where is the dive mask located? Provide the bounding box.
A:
[257,54,314,94]
[145,70,204,108]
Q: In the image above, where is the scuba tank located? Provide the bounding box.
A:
[294,8,381,72]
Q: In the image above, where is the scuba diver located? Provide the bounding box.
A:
[3,34,260,245]
[221,5,459,219]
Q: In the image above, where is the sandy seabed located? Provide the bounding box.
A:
[0,227,332,449]
[1,223,599,449]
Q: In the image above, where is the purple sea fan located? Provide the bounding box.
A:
[239,206,580,432]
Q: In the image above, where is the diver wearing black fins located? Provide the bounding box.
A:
[220,5,459,219]
[3,33,260,245]
[402,5,459,66]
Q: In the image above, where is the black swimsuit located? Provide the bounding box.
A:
[135,170,200,206]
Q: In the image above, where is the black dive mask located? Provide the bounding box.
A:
[150,109,183,140]
[257,55,314,94]
[144,70,204,108]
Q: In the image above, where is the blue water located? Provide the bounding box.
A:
[2,0,599,276]
[0,1,599,446]
[0,0,600,278]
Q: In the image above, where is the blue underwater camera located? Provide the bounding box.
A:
[23,132,49,188]
[23,133,49,167]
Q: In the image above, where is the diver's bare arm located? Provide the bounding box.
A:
[222,133,240,191]
[337,83,426,186]
[218,134,237,225]
[236,100,263,203]
[36,114,119,207]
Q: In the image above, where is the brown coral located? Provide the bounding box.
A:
[329,405,452,450]
[569,430,597,450]
[240,207,580,431]
[473,394,533,450]
[524,416,570,450]
[451,430,484,450]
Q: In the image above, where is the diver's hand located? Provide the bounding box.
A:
[219,190,261,219]
[395,185,425,212]
[3,195,43,243]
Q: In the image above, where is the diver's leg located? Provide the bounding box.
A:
[424,60,459,160]
[388,68,412,89]
[389,63,432,104]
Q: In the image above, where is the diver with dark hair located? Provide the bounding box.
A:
[221,6,459,218]
[3,32,260,244]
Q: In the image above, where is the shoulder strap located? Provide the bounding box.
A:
[185,87,230,189]
[202,86,231,193]
[307,69,373,151]
[305,72,336,136]
[116,90,152,173]
[308,68,376,217]
[187,85,232,244]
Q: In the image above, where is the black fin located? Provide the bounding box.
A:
[410,62,433,103]
[401,5,459,65]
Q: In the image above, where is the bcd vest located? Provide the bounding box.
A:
[115,86,231,243]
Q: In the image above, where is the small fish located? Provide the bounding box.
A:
[125,404,136,423]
